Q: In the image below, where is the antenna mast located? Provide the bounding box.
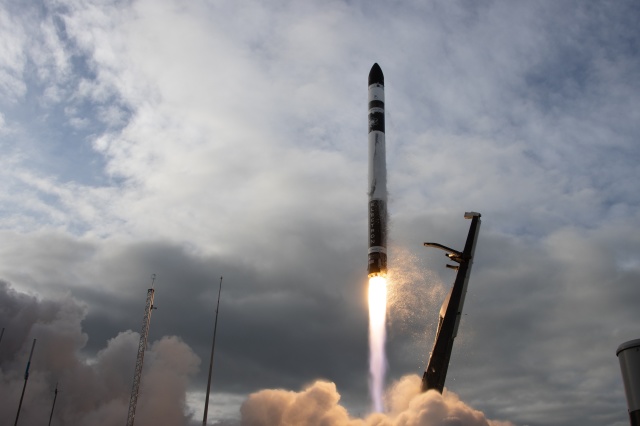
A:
[126,274,157,426]
[14,338,36,426]
[202,277,223,426]
[48,382,59,426]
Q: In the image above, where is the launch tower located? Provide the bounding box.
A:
[126,275,157,426]
[422,212,481,393]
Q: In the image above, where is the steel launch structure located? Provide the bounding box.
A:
[126,275,157,426]
[422,212,482,393]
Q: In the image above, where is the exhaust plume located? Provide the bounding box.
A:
[240,375,513,426]
[368,276,387,412]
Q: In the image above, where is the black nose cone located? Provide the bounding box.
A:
[369,63,384,86]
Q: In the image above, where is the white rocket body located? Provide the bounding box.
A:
[367,63,387,277]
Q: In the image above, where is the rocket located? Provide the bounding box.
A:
[368,63,388,278]
[422,212,482,393]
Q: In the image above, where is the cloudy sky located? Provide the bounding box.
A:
[1,0,639,425]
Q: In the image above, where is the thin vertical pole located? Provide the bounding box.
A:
[202,277,223,426]
[14,338,36,426]
[48,382,59,426]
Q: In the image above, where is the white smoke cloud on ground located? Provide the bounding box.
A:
[0,281,200,426]
[240,375,513,426]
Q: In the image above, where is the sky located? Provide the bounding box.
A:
[1,0,639,425]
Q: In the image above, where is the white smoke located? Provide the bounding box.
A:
[0,282,515,426]
[240,375,514,426]
[0,281,200,426]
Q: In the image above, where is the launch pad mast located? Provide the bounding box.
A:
[422,212,481,393]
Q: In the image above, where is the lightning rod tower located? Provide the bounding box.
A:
[202,276,223,426]
[126,274,157,426]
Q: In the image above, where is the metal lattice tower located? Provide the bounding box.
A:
[126,275,156,426]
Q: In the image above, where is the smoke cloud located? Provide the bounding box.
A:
[0,281,514,426]
[240,375,513,426]
[0,281,200,426]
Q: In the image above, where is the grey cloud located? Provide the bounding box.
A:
[0,280,200,426]
[0,229,372,399]
[0,1,639,425]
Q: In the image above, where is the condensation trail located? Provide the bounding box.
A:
[368,276,387,412]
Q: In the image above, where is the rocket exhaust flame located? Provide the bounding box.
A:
[368,276,387,413]
[367,63,388,412]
